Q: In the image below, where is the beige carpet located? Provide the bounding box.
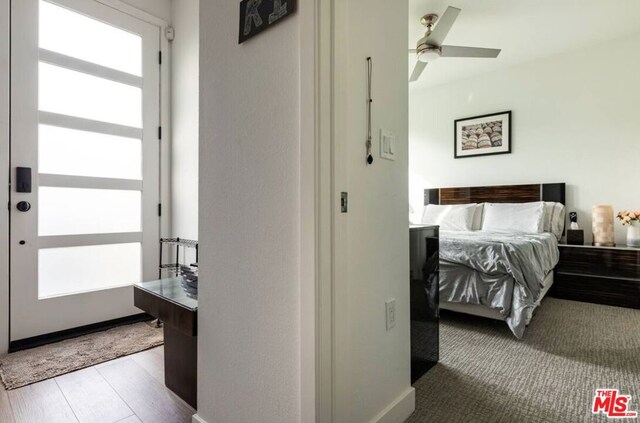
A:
[0,322,163,390]
[409,298,640,423]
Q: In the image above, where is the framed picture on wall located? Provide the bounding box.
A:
[454,111,511,159]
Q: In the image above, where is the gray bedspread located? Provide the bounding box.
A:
[439,231,559,338]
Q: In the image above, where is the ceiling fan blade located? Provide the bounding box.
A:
[409,61,427,82]
[427,6,460,46]
[441,45,501,58]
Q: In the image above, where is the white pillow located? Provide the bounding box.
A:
[421,204,448,225]
[472,204,484,230]
[544,202,565,240]
[481,202,545,233]
[421,204,476,231]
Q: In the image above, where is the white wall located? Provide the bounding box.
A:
[197,1,301,421]
[120,0,171,22]
[409,32,640,244]
[333,0,414,421]
[171,0,198,241]
[0,0,9,355]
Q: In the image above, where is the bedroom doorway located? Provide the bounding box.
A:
[9,0,161,344]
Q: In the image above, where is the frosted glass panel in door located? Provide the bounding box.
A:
[39,62,142,127]
[39,0,142,76]
[39,125,142,180]
[39,187,141,236]
[39,243,141,298]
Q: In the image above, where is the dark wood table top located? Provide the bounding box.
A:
[134,278,197,311]
[559,243,640,251]
[134,278,197,336]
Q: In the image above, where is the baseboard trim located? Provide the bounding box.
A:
[369,387,416,423]
[8,313,153,353]
[190,388,414,423]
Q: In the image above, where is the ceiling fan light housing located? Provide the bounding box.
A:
[418,47,441,63]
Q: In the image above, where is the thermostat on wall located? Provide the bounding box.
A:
[380,129,396,161]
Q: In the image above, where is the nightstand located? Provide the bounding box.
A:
[553,244,640,309]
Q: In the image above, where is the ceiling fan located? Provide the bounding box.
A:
[409,6,501,82]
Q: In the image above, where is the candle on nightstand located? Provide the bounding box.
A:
[592,205,616,247]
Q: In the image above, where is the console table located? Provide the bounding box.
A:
[553,244,640,309]
[409,225,439,383]
[134,278,197,408]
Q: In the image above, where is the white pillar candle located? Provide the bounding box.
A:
[592,205,616,246]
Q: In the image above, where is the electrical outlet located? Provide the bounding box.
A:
[386,299,396,331]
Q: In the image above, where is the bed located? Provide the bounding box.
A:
[423,183,566,338]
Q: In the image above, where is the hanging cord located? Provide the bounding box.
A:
[366,57,373,165]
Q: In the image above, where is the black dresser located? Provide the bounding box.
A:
[409,225,439,383]
[553,244,640,309]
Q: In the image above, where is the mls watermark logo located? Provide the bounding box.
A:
[592,389,638,418]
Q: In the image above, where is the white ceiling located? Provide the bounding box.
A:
[409,0,640,89]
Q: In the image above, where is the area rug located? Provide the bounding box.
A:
[408,298,640,423]
[0,322,163,390]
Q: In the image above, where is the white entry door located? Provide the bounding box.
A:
[10,0,161,342]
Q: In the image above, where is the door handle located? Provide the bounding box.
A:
[16,201,31,212]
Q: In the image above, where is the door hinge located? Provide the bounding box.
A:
[158,51,162,65]
[158,203,162,217]
[158,126,162,140]
[165,26,175,42]
[341,192,348,213]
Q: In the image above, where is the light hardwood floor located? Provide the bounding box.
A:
[0,346,194,423]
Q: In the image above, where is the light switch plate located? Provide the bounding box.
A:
[380,129,396,161]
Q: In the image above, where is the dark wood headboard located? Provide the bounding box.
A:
[424,183,566,206]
